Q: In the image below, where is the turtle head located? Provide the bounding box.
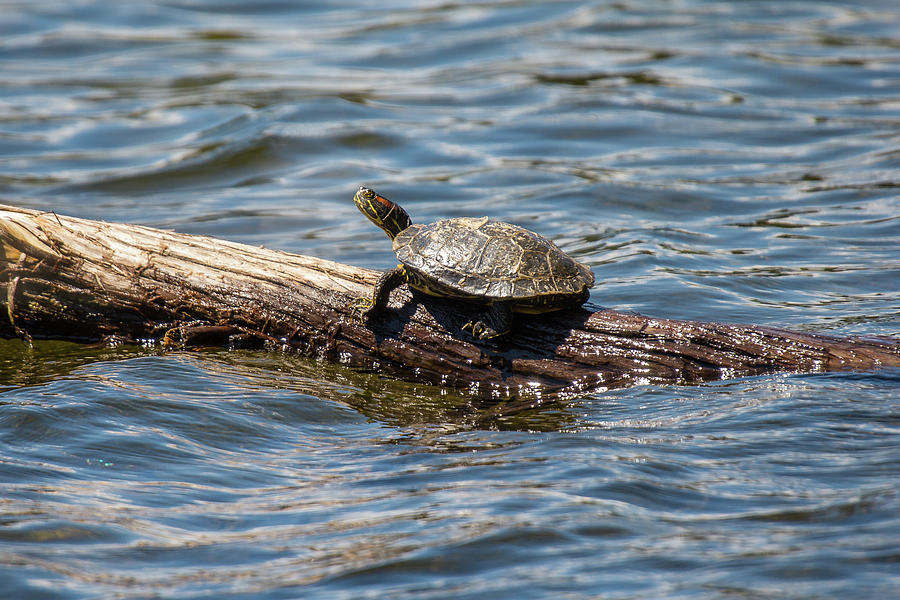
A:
[354,186,412,240]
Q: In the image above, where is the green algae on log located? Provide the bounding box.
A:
[1,204,898,399]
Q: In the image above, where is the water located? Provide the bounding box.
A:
[1,1,899,598]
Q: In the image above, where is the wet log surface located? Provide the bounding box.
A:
[2,204,898,399]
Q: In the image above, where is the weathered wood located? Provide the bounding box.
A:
[1,204,898,398]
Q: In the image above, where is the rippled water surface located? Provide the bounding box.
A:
[2,1,899,598]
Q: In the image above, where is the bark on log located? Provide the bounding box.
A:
[1,204,898,399]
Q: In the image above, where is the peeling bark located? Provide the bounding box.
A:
[1,204,898,398]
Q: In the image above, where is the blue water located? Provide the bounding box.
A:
[1,1,899,598]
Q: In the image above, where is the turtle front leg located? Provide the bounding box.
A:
[462,301,514,340]
[352,265,407,322]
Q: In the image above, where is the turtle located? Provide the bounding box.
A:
[352,186,594,339]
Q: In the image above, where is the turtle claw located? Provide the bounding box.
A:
[350,296,375,324]
[462,319,499,340]
[462,302,513,340]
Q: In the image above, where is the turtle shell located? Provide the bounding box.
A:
[393,217,594,304]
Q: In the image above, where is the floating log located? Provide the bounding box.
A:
[1,204,898,399]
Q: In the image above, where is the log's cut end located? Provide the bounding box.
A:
[1,203,899,398]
